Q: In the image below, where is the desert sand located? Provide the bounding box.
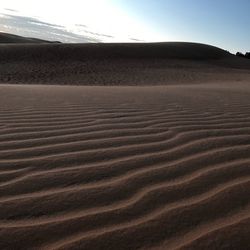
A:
[0,40,250,249]
[1,41,250,85]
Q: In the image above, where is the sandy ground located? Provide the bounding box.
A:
[0,83,250,249]
[0,40,250,249]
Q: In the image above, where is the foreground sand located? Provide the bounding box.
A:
[0,83,250,249]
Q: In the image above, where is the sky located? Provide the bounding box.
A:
[0,0,249,53]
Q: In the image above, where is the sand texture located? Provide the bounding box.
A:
[0,41,250,249]
[1,42,250,85]
[0,83,250,249]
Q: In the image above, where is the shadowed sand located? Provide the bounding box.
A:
[1,42,250,85]
[0,83,250,249]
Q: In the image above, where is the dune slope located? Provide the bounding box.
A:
[0,83,250,249]
[1,42,250,85]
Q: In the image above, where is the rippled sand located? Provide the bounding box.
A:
[0,83,250,249]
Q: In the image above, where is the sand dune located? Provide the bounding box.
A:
[0,83,250,249]
[0,32,60,44]
[1,42,250,85]
[0,40,250,249]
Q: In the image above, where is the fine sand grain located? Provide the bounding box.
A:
[0,83,250,249]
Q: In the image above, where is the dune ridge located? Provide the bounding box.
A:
[0,83,250,249]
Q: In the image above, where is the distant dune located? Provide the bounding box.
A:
[0,41,250,85]
[0,32,60,44]
[0,83,250,249]
[0,40,230,58]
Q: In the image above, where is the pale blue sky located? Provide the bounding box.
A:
[116,0,250,53]
[0,0,249,53]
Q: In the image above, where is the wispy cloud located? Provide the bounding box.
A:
[0,12,143,43]
[129,37,144,42]
[4,8,18,13]
[75,24,114,39]
[0,13,101,43]
[75,24,88,28]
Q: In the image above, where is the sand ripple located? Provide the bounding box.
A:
[0,84,250,249]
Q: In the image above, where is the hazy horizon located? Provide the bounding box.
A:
[0,0,249,53]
